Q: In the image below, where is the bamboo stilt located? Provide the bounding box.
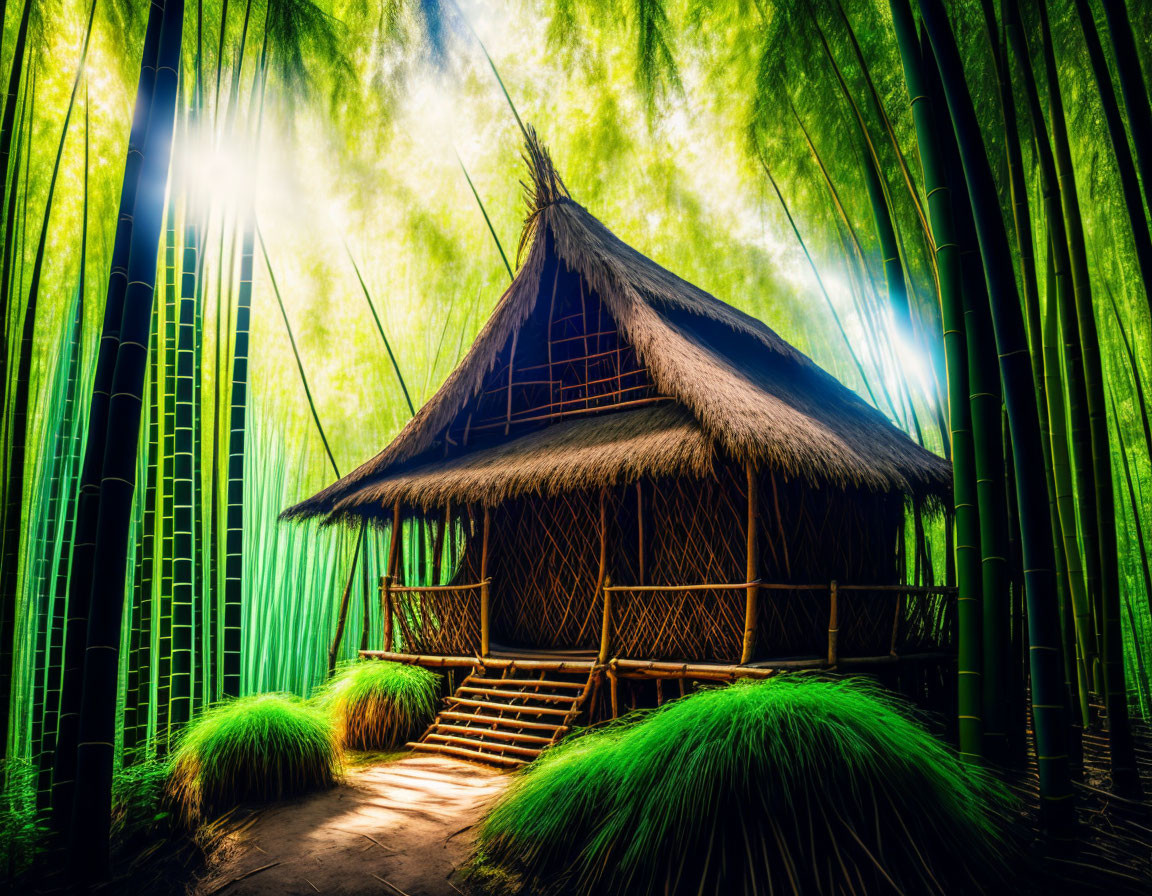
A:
[596,489,611,663]
[381,575,393,653]
[431,502,448,586]
[480,506,491,657]
[741,460,760,664]
[637,480,645,585]
[382,500,402,651]
[828,579,839,666]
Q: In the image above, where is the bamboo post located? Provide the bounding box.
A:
[381,575,394,652]
[636,480,645,585]
[827,580,839,667]
[741,461,760,664]
[598,577,613,664]
[890,589,904,656]
[480,506,491,656]
[608,665,619,719]
[596,490,611,663]
[431,500,448,586]
[388,500,402,580]
[383,500,401,651]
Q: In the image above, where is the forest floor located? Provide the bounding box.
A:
[193,753,509,896]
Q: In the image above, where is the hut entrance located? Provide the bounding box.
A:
[486,495,603,652]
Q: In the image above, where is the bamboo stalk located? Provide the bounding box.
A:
[596,490,611,664]
[636,480,645,585]
[827,580,839,667]
[480,506,490,656]
[741,461,759,664]
[380,576,393,654]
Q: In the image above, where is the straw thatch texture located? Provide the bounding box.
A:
[284,131,949,524]
[324,404,712,518]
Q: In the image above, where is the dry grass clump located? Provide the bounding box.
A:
[169,693,340,823]
[474,675,1015,896]
[317,660,440,750]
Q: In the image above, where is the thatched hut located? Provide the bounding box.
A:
[286,136,953,761]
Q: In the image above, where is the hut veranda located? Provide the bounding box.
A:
[285,138,955,766]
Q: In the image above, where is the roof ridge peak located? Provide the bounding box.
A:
[517,126,569,265]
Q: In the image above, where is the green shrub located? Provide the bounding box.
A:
[1,760,47,881]
[170,694,341,823]
[475,675,1014,896]
[317,660,440,750]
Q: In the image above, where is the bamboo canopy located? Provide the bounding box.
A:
[284,131,950,525]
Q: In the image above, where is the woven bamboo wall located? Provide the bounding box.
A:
[434,461,924,662]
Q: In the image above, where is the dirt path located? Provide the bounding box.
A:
[195,755,509,896]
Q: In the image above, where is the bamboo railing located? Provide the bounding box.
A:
[381,576,490,657]
[380,571,956,668]
[600,580,957,666]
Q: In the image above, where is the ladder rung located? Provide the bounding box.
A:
[424,732,543,758]
[457,686,579,703]
[408,741,524,767]
[469,677,586,689]
[447,696,572,716]
[439,710,567,733]
[434,723,555,745]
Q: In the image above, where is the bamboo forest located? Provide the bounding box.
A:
[4,0,1152,893]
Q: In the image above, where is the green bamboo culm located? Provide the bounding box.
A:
[172,199,196,728]
[985,0,1052,761]
[0,0,97,762]
[69,0,184,878]
[1034,0,1139,796]
[475,676,1014,896]
[1004,0,1095,732]
[917,0,1072,828]
[222,214,254,699]
[1071,0,1152,300]
[29,284,85,799]
[888,0,982,762]
[919,19,1012,761]
[52,0,167,832]
[37,89,93,801]
[1100,0,1152,317]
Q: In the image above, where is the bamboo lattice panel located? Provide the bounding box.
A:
[392,590,481,656]
[611,587,745,663]
[446,262,659,447]
[487,493,603,649]
[755,472,907,658]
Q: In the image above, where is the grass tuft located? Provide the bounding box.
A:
[316,660,440,750]
[475,675,1015,896]
[169,693,341,823]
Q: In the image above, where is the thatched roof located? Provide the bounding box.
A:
[285,131,950,523]
[325,404,712,520]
